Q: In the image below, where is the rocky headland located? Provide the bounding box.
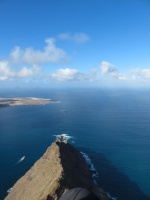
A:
[5,136,109,200]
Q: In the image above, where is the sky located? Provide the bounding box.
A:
[0,0,150,88]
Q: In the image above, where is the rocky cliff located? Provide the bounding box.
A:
[5,140,109,200]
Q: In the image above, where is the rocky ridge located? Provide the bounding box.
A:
[5,136,109,200]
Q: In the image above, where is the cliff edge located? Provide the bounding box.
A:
[5,138,109,200]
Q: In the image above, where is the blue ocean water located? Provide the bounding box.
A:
[0,88,150,200]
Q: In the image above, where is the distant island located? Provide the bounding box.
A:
[0,97,58,107]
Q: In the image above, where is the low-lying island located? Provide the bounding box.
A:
[0,97,57,107]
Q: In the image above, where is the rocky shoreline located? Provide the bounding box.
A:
[5,136,109,200]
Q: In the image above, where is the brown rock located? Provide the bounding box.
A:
[5,141,109,200]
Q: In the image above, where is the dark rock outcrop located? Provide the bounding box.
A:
[5,141,109,200]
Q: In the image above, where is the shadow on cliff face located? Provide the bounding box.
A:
[48,142,109,200]
[56,142,92,188]
[79,147,150,200]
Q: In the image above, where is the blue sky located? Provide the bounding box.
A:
[0,0,150,87]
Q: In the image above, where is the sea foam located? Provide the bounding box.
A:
[53,134,74,142]
[81,152,117,200]
[80,151,99,184]
[107,192,118,200]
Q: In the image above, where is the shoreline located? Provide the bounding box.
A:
[0,97,57,107]
[4,135,109,200]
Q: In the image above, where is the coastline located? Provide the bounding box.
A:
[0,97,57,107]
[4,135,109,200]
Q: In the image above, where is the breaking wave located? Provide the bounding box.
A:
[80,151,99,184]
[53,134,74,143]
[80,152,117,200]
[7,187,12,193]
[107,192,118,200]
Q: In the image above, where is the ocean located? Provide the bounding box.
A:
[0,87,150,200]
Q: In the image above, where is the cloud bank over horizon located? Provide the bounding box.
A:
[0,35,150,87]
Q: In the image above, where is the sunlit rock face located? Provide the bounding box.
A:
[5,139,109,200]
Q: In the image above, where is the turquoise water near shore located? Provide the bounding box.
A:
[0,88,150,200]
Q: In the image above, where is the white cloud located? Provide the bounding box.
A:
[51,68,85,81]
[9,38,69,65]
[17,65,41,77]
[17,67,34,77]
[100,61,126,80]
[0,61,41,81]
[118,76,126,80]
[50,62,128,83]
[0,61,15,80]
[58,32,90,44]
[130,68,150,80]
[100,61,117,76]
